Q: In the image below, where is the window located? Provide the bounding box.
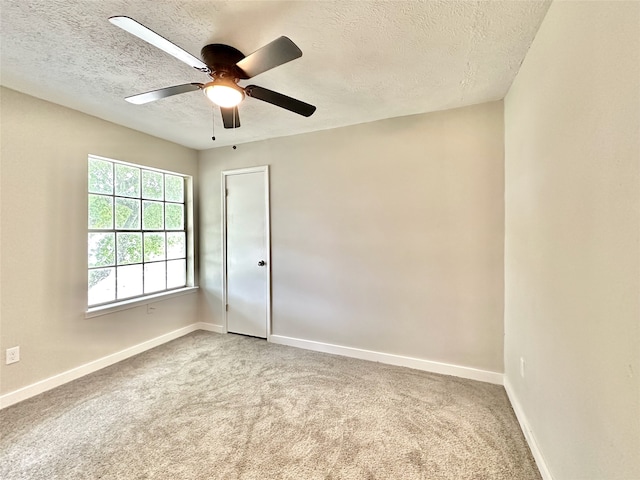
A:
[88,156,188,307]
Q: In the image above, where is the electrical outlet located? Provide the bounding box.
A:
[6,346,20,365]
[520,357,525,378]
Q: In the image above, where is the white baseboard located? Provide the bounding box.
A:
[0,325,501,411]
[269,334,503,385]
[195,322,225,334]
[504,377,553,480]
[0,324,200,409]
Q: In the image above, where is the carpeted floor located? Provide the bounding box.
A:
[0,331,540,479]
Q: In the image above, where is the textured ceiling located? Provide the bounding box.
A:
[0,0,551,150]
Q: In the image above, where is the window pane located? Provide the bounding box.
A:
[117,264,143,299]
[88,194,113,229]
[142,201,164,230]
[115,198,141,229]
[144,233,165,261]
[115,164,140,198]
[165,203,184,230]
[88,267,115,305]
[167,232,186,259]
[88,158,113,194]
[167,259,186,289]
[117,233,142,265]
[142,170,163,200]
[165,175,184,202]
[144,262,166,293]
[88,233,115,268]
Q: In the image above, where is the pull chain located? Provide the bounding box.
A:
[211,107,216,141]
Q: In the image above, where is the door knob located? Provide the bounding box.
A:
[258,260,266,266]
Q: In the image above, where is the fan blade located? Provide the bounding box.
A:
[236,37,302,79]
[220,107,241,128]
[109,16,209,72]
[125,83,203,105]
[245,85,316,117]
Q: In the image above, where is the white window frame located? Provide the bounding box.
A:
[86,155,197,318]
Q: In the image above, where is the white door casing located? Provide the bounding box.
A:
[222,166,270,338]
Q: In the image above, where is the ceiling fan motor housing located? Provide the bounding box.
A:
[201,44,247,80]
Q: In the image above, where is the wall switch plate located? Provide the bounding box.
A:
[520,357,525,378]
[6,346,20,365]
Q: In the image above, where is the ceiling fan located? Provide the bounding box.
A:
[109,16,316,129]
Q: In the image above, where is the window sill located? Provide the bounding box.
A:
[85,286,199,319]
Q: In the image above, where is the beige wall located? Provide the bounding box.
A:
[199,101,505,373]
[0,87,199,395]
[504,2,640,479]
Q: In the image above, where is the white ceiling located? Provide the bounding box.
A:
[0,0,551,150]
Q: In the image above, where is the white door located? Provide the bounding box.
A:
[224,167,270,338]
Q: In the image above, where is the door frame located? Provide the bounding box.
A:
[221,165,272,339]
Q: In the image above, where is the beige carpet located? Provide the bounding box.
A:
[0,331,540,479]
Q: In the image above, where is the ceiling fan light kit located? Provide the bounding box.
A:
[109,16,316,134]
[203,80,244,108]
